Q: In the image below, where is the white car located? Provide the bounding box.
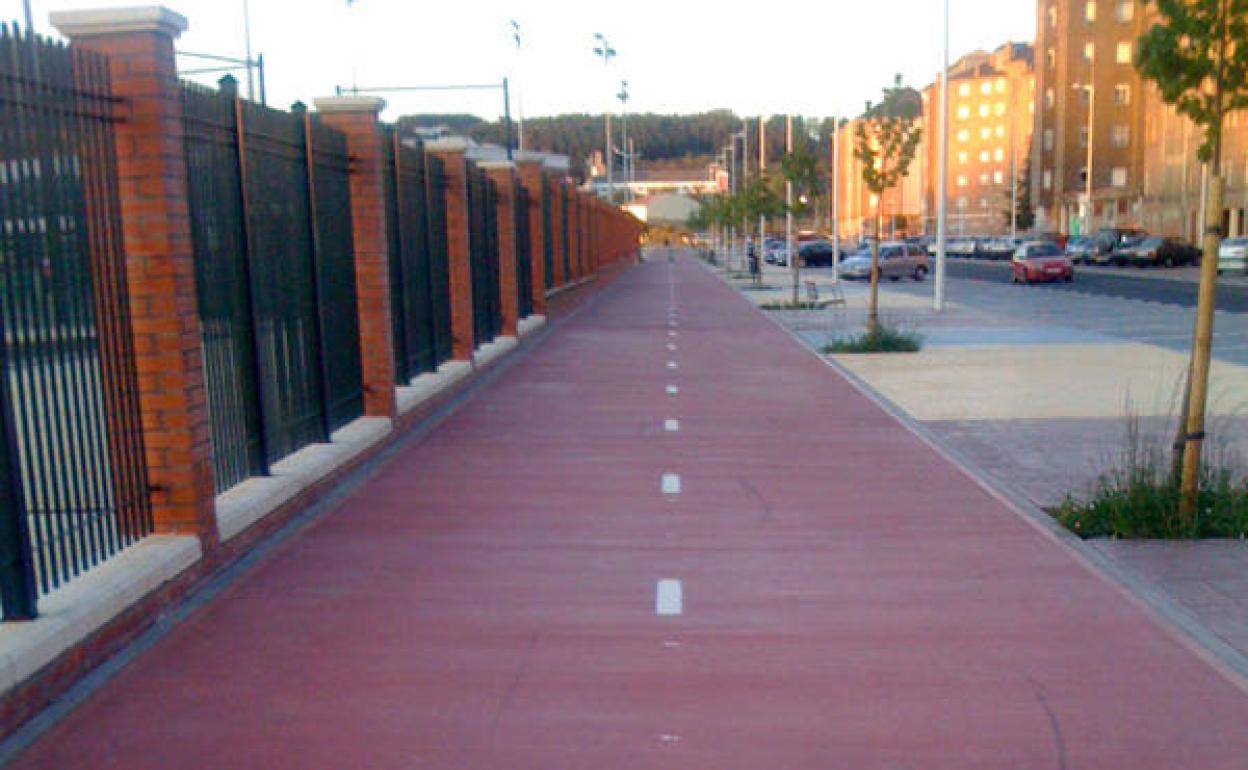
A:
[1218,237,1248,275]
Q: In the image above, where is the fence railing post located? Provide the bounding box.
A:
[0,313,37,620]
[426,141,476,361]
[52,6,217,546]
[314,96,397,419]
[550,179,567,288]
[515,160,548,316]
[481,163,519,337]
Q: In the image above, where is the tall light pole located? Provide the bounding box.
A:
[511,20,525,153]
[242,0,256,100]
[829,117,841,283]
[759,115,767,251]
[617,80,631,200]
[592,33,616,201]
[22,0,33,32]
[786,115,795,299]
[934,0,950,312]
[1073,81,1095,237]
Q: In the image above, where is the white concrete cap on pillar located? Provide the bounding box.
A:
[51,6,188,38]
[426,136,474,154]
[477,160,516,171]
[313,96,386,114]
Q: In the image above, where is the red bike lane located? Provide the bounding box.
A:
[9,253,1248,769]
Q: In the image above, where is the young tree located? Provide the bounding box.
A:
[781,143,826,303]
[1137,0,1248,520]
[853,75,923,335]
[1003,153,1035,233]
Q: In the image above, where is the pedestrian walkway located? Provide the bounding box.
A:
[7,252,1248,769]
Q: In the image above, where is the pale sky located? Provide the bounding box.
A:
[10,0,1035,123]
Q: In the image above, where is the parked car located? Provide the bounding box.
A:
[1090,227,1147,265]
[1218,237,1248,276]
[1064,236,1096,264]
[798,240,839,267]
[1121,236,1201,268]
[983,237,1025,260]
[1011,241,1074,284]
[838,242,929,282]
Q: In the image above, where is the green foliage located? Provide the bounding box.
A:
[1136,0,1248,162]
[1003,152,1036,231]
[739,175,786,221]
[822,326,923,353]
[1052,416,1248,538]
[781,145,825,217]
[853,75,923,197]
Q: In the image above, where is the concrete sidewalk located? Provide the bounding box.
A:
[7,253,1248,769]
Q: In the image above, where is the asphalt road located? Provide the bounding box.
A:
[946,259,1248,314]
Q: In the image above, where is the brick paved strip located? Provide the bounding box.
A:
[8,255,1248,769]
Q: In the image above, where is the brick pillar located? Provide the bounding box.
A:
[515,159,547,315]
[52,7,215,545]
[482,163,519,337]
[315,96,396,418]
[428,142,475,360]
[550,179,567,287]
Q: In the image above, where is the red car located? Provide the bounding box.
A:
[1011,241,1074,284]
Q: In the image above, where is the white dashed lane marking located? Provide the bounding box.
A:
[664,419,680,432]
[656,579,683,616]
[661,473,681,494]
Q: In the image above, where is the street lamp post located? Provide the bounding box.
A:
[617,80,631,200]
[593,34,616,202]
[934,0,950,312]
[1073,82,1095,236]
[830,117,841,283]
[511,20,524,153]
[22,0,33,32]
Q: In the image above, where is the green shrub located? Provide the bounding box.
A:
[822,326,923,353]
[1052,416,1248,539]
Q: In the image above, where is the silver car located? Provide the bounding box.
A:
[838,242,930,281]
[1218,237,1248,275]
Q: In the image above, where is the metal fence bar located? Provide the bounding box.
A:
[425,154,453,366]
[514,179,533,318]
[541,180,553,290]
[0,25,151,610]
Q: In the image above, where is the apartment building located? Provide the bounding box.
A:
[921,42,1036,237]
[831,107,925,243]
[1032,0,1148,234]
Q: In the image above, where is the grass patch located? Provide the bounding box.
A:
[1052,416,1248,539]
[759,299,824,309]
[821,326,923,353]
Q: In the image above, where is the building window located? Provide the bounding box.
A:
[1047,48,1056,69]
[1111,124,1130,148]
[958,151,969,164]
[957,129,970,142]
[1117,42,1132,63]
[993,170,1005,185]
[956,175,968,188]
[957,105,970,120]
[1085,1,1097,21]
[1043,129,1055,151]
[995,102,1007,116]
[978,104,991,118]
[1045,88,1055,109]
[957,196,969,210]
[979,150,991,163]
[1116,0,1134,22]
[958,83,971,97]
[1048,4,1057,27]
[979,173,991,185]
[1043,169,1053,190]
[980,127,992,140]
[1079,88,1091,106]
[994,148,1006,162]
[1084,41,1095,61]
[1079,127,1089,148]
[1111,167,1128,187]
[981,82,993,96]
[1112,84,1131,104]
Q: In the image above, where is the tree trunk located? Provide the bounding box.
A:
[1179,173,1224,522]
[868,202,882,336]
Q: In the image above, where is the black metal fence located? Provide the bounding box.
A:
[514,179,534,318]
[182,81,363,493]
[541,180,554,290]
[383,129,452,383]
[561,183,572,281]
[0,26,150,617]
[467,167,502,347]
